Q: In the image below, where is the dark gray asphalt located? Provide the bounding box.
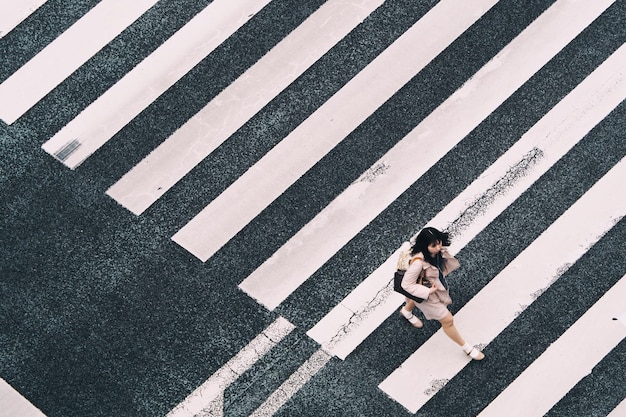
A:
[1,1,625,416]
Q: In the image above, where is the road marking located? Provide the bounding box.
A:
[378,156,626,413]
[0,378,47,417]
[608,397,626,417]
[0,0,158,124]
[477,275,626,417]
[105,0,386,215]
[165,317,294,417]
[239,0,622,312]
[171,0,501,261]
[312,42,626,360]
[0,0,48,39]
[248,348,332,417]
[40,0,271,168]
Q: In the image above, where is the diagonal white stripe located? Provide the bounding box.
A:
[248,348,332,417]
[40,0,272,168]
[307,41,626,360]
[105,0,386,215]
[240,0,622,312]
[608,397,626,417]
[379,156,626,413]
[0,0,158,124]
[0,0,48,39]
[165,317,294,417]
[0,378,47,417]
[477,275,626,417]
[172,0,501,262]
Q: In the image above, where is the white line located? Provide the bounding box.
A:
[378,157,626,413]
[0,0,158,124]
[248,348,332,417]
[0,378,47,417]
[40,0,271,168]
[309,42,626,360]
[608,397,626,417]
[0,0,48,39]
[165,317,294,417]
[615,311,626,326]
[477,275,626,417]
[196,392,223,417]
[171,0,501,262]
[105,0,386,215]
[239,0,622,312]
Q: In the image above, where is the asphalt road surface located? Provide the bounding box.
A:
[1,1,625,416]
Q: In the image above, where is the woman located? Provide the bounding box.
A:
[399,227,485,360]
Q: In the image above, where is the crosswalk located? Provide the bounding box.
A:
[1,0,625,416]
[0,0,47,39]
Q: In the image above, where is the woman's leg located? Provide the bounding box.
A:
[400,298,423,328]
[438,311,465,346]
[402,299,416,313]
[439,311,484,360]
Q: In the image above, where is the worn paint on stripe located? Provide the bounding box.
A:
[106,0,386,214]
[248,348,332,417]
[40,0,272,168]
[172,0,501,261]
[0,0,48,39]
[477,275,626,417]
[165,317,294,417]
[308,42,626,359]
[0,0,158,124]
[378,157,626,413]
[240,0,622,312]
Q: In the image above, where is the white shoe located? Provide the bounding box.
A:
[399,308,423,328]
[465,346,485,361]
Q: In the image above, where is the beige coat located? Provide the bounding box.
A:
[401,248,460,320]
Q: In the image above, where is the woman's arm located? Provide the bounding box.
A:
[401,260,436,299]
[441,248,460,275]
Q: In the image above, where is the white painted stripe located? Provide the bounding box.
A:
[615,312,626,326]
[477,275,626,417]
[196,392,223,417]
[240,0,621,312]
[378,157,626,413]
[106,0,386,214]
[248,348,332,417]
[0,0,158,124]
[309,43,626,359]
[608,397,626,417]
[0,0,48,39]
[40,0,271,168]
[0,378,47,417]
[172,0,501,261]
[165,317,294,417]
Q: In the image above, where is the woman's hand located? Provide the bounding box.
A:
[429,285,438,294]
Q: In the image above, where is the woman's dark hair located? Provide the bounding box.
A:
[411,227,451,263]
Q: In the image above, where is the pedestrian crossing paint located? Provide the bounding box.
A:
[40,0,272,168]
[172,0,501,262]
[248,348,332,417]
[165,317,294,417]
[2,1,626,416]
[306,41,626,360]
[105,0,386,215]
[379,156,626,413]
[477,274,626,417]
[0,378,47,417]
[608,397,626,417]
[239,0,619,312]
[0,0,48,39]
[0,0,158,125]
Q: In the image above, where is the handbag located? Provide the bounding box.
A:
[393,256,427,303]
